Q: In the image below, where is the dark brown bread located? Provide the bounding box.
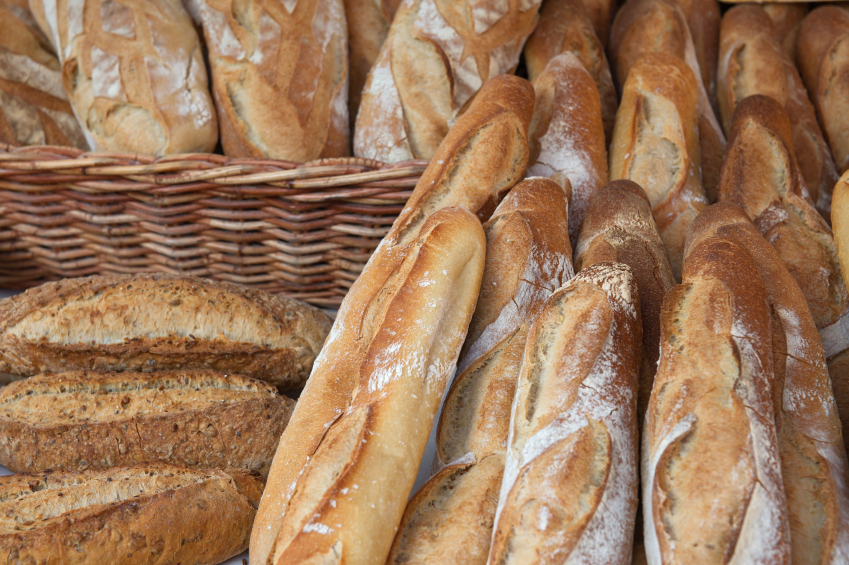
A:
[0,273,332,389]
[0,370,294,475]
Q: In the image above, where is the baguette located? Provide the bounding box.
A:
[796,7,849,174]
[685,203,849,565]
[523,0,617,143]
[718,5,839,218]
[0,273,333,389]
[668,0,720,114]
[643,233,791,565]
[0,464,263,565]
[582,0,616,47]
[829,350,849,458]
[608,52,709,281]
[0,369,294,475]
[488,262,642,565]
[386,177,574,565]
[716,95,848,330]
[575,180,676,424]
[836,170,849,289]
[762,3,808,61]
[527,52,608,246]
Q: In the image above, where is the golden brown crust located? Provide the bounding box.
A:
[835,171,849,290]
[762,3,808,61]
[668,0,720,112]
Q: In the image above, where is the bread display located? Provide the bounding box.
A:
[0,3,86,148]
[643,231,791,564]
[718,5,839,218]
[762,3,808,61]
[386,177,574,565]
[0,464,263,565]
[527,52,608,245]
[0,273,333,389]
[0,369,294,475]
[575,180,676,423]
[197,0,349,161]
[353,0,541,162]
[609,53,709,280]
[488,262,642,565]
[796,7,849,174]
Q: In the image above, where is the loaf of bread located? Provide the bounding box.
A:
[796,7,849,175]
[527,52,607,246]
[523,0,617,142]
[718,5,839,218]
[763,3,808,61]
[197,0,348,161]
[488,262,642,565]
[386,177,574,565]
[716,95,848,331]
[582,0,615,47]
[0,464,263,565]
[575,180,676,424]
[836,170,849,288]
[668,0,720,113]
[0,273,332,389]
[609,0,726,203]
[353,0,541,162]
[0,369,294,475]
[609,53,708,281]
[0,3,86,148]
[643,233,791,565]
[686,203,849,564]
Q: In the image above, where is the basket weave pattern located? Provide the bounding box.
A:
[0,144,426,307]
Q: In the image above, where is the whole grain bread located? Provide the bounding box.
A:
[0,273,333,389]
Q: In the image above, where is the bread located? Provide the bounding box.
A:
[718,5,840,219]
[668,0,720,113]
[0,273,333,389]
[796,7,849,175]
[609,0,726,203]
[643,233,791,565]
[575,180,676,424]
[527,52,608,246]
[828,349,849,458]
[488,262,642,565]
[582,0,615,47]
[609,53,709,281]
[0,463,263,565]
[762,3,808,61]
[353,0,541,162]
[197,0,349,161]
[35,0,217,154]
[0,3,86,148]
[385,177,574,565]
[836,170,849,289]
[716,95,848,331]
[0,369,295,475]
[523,0,617,142]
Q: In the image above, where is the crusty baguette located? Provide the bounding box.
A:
[488,262,642,565]
[836,170,849,289]
[796,7,849,175]
[527,52,608,246]
[353,0,540,162]
[609,52,709,281]
[762,3,808,61]
[716,95,848,330]
[582,0,615,48]
[197,0,349,161]
[523,0,617,143]
[643,232,791,565]
[0,273,333,389]
[575,180,676,424]
[718,4,840,218]
[0,464,263,565]
[386,177,574,565]
[668,0,721,114]
[0,369,294,475]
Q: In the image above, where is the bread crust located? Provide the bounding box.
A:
[668,0,721,114]
[762,3,808,61]
[835,170,849,290]
[0,273,333,389]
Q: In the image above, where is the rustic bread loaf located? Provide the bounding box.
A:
[0,3,86,148]
[386,178,574,565]
[0,369,294,475]
[353,0,541,162]
[0,464,263,565]
[575,180,676,424]
[643,233,791,565]
[523,0,617,142]
[686,203,849,565]
[718,4,839,218]
[197,0,349,161]
[763,3,808,61]
[488,262,642,565]
[527,52,607,246]
[609,53,708,281]
[0,273,333,389]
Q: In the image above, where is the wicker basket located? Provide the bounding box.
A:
[0,144,427,307]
